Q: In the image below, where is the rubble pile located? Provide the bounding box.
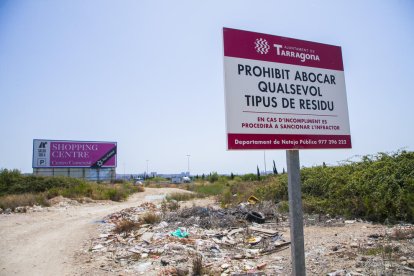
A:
[87,201,289,275]
[82,200,414,275]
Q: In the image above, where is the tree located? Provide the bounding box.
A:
[273,160,278,175]
[282,168,286,174]
[257,165,261,180]
[230,172,234,180]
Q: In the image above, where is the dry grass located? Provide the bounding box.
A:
[192,254,203,276]
[113,219,141,234]
[161,200,180,212]
[141,212,161,224]
[391,227,414,240]
[0,193,50,210]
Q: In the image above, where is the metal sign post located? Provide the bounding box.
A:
[286,150,306,275]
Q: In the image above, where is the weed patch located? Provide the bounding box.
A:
[0,193,50,210]
[113,219,142,234]
[141,212,161,224]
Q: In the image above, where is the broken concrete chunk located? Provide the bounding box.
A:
[141,232,154,243]
[256,262,267,270]
[92,244,104,251]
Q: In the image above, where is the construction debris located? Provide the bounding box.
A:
[81,200,414,275]
[85,201,288,275]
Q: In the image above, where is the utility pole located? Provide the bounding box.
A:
[186,154,190,176]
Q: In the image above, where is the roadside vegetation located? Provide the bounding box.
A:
[189,150,414,223]
[2,150,413,223]
[0,169,143,210]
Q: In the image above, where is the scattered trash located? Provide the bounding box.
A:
[247,195,259,205]
[170,228,189,238]
[247,236,262,245]
[246,211,266,224]
[84,198,414,275]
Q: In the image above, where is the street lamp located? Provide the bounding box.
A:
[186,155,190,176]
[146,160,149,178]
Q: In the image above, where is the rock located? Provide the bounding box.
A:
[141,232,154,244]
[5,208,12,214]
[407,259,414,267]
[257,262,267,270]
[328,269,346,276]
[350,242,359,248]
[176,266,189,276]
[15,206,26,213]
[160,258,170,266]
[0,208,3,213]
[31,205,43,212]
[135,262,152,273]
[400,256,408,261]
[345,220,356,224]
[332,245,340,251]
[156,221,169,229]
[92,244,104,251]
[233,254,243,259]
[221,263,230,270]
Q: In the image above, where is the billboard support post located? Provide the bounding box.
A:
[286,150,306,275]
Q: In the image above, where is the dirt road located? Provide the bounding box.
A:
[0,188,184,276]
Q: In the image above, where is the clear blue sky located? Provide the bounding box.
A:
[1,0,413,175]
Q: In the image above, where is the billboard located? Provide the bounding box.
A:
[223,28,351,150]
[33,139,117,168]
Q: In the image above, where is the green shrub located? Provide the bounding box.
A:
[299,151,414,222]
[0,170,143,207]
[207,172,219,183]
[214,150,414,223]
[193,182,225,196]
[277,200,289,213]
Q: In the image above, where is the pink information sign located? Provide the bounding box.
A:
[33,140,117,168]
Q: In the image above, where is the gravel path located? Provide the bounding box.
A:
[0,188,185,276]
